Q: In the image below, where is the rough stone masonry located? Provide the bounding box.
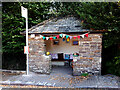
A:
[73,33,102,75]
[28,35,51,74]
[28,33,102,75]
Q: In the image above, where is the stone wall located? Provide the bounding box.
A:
[28,33,102,75]
[28,35,51,74]
[73,34,102,75]
[26,16,103,75]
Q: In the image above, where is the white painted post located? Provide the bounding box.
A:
[26,10,29,75]
[21,6,29,75]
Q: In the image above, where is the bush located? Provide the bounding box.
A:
[106,56,120,76]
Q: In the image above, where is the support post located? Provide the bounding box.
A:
[26,10,29,75]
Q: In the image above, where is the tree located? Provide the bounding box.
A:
[2,2,54,69]
[2,2,54,54]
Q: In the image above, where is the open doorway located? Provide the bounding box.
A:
[44,37,79,75]
[51,53,73,76]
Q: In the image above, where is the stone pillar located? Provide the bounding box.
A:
[73,34,102,75]
[28,35,51,74]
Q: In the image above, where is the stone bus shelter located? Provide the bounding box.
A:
[21,16,104,76]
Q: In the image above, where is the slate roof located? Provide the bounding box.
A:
[21,15,106,34]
